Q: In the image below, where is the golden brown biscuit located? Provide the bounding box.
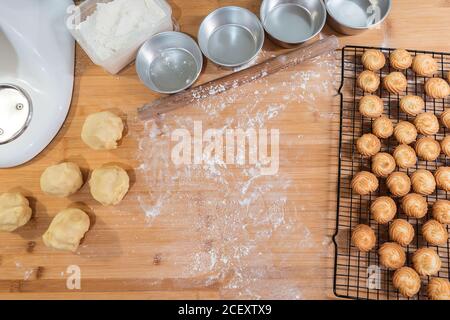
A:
[410,169,436,196]
[422,219,448,246]
[389,219,415,246]
[372,153,396,178]
[441,136,450,156]
[362,49,386,71]
[351,224,376,252]
[373,116,394,139]
[399,95,425,116]
[415,137,441,161]
[359,95,384,118]
[393,144,417,169]
[351,171,379,195]
[412,54,438,77]
[435,167,450,192]
[383,72,408,95]
[412,248,442,276]
[370,196,397,224]
[356,134,381,157]
[401,193,428,219]
[386,172,411,197]
[378,242,406,270]
[414,112,440,135]
[432,200,450,224]
[440,110,450,129]
[394,121,417,144]
[393,267,421,298]
[425,78,450,99]
[428,278,450,300]
[357,70,380,93]
[390,49,413,70]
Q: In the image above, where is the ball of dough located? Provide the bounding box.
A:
[393,267,421,298]
[394,121,417,144]
[412,54,438,77]
[89,165,130,206]
[42,208,90,252]
[371,196,397,224]
[432,200,450,224]
[357,70,380,93]
[372,152,396,178]
[440,110,450,129]
[0,193,32,232]
[401,193,428,219]
[435,167,450,192]
[412,248,442,276]
[378,242,406,270]
[422,219,448,246]
[428,278,450,300]
[415,137,441,161]
[440,136,450,156]
[351,171,379,195]
[399,95,425,116]
[383,72,408,95]
[425,78,450,99]
[81,111,124,151]
[362,49,386,71]
[410,169,436,196]
[40,162,83,197]
[359,95,384,118]
[356,134,381,157]
[389,219,415,246]
[390,49,413,70]
[373,115,394,139]
[351,224,376,252]
[414,112,440,135]
[387,172,411,197]
[393,144,417,169]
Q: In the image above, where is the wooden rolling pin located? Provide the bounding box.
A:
[138,36,339,120]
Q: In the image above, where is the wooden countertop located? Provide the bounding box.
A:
[1,0,450,300]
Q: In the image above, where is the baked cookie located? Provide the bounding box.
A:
[394,121,417,144]
[401,193,428,219]
[414,112,440,135]
[370,196,397,224]
[378,242,406,270]
[435,167,450,192]
[393,144,417,169]
[356,134,381,157]
[386,172,411,197]
[422,219,448,246]
[440,110,450,129]
[359,95,384,118]
[412,248,441,276]
[399,95,425,116]
[393,267,421,298]
[357,70,380,93]
[432,200,450,224]
[441,136,450,156]
[410,169,436,196]
[372,152,396,178]
[412,54,438,77]
[425,78,450,99]
[415,137,441,161]
[383,72,408,95]
[351,224,376,252]
[428,278,450,300]
[362,49,386,71]
[390,49,413,70]
[373,116,394,139]
[351,171,379,195]
[389,219,415,246]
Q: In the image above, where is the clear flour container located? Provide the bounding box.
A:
[68,0,174,74]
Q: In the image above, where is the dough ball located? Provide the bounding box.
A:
[357,70,380,93]
[425,78,450,99]
[412,54,438,77]
[393,144,417,169]
[432,200,450,224]
[414,112,440,135]
[422,219,448,246]
[440,136,450,156]
[351,171,379,196]
[40,162,83,197]
[356,133,381,157]
[399,95,425,116]
[435,167,450,192]
[0,193,32,232]
[81,111,124,150]
[362,49,386,71]
[390,49,413,70]
[401,193,428,219]
[393,267,421,298]
[394,121,417,144]
[42,208,90,252]
[383,72,408,95]
[428,278,450,300]
[373,115,394,139]
[410,169,436,196]
[386,172,411,197]
[359,95,384,118]
[412,248,441,276]
[378,242,406,270]
[372,152,396,178]
[89,165,130,206]
[389,219,415,246]
[351,224,376,252]
[415,137,441,161]
[440,110,450,129]
[370,196,397,224]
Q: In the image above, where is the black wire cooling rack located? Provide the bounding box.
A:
[333,45,450,300]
